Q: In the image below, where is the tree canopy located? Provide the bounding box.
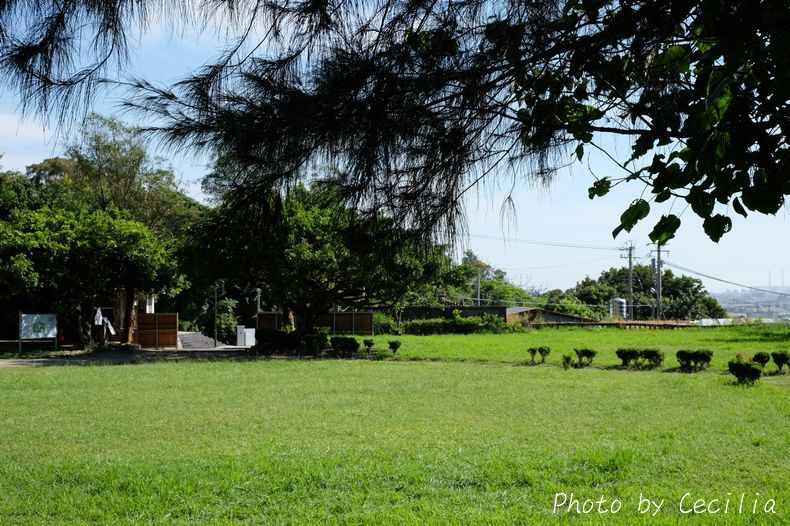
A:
[2,1,787,244]
[189,181,451,332]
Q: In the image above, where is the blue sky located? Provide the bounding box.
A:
[1,22,787,294]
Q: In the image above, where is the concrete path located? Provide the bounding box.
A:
[0,347,250,368]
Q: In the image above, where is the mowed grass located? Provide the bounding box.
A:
[1,344,788,524]
[373,324,790,373]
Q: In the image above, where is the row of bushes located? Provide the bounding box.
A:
[728,351,789,384]
[253,329,402,359]
[676,349,714,372]
[400,314,519,335]
[560,348,598,369]
[374,312,521,335]
[615,348,665,369]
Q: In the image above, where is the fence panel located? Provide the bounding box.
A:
[136,313,179,348]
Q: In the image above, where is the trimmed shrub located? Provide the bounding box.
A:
[562,354,574,370]
[373,312,401,335]
[300,331,328,356]
[640,349,664,369]
[253,329,296,355]
[728,358,762,384]
[363,338,375,351]
[616,348,639,367]
[751,352,770,369]
[527,347,538,364]
[574,348,597,367]
[388,340,402,354]
[695,350,713,369]
[771,351,789,372]
[329,336,360,358]
[676,350,694,372]
[677,349,713,372]
[538,346,551,364]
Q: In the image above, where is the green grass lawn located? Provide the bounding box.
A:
[1,327,788,524]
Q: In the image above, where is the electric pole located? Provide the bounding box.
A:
[621,242,634,319]
[213,282,218,348]
[649,243,669,320]
[656,244,662,321]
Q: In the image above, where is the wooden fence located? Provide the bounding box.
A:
[258,311,374,335]
[135,313,179,348]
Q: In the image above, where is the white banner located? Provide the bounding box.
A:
[20,314,57,339]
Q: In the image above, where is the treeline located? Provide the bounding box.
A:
[0,114,726,348]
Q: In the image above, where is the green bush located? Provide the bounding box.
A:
[253,329,295,355]
[388,340,402,354]
[301,331,329,356]
[401,315,522,335]
[538,346,551,364]
[363,338,375,350]
[616,348,639,367]
[329,336,360,358]
[179,319,200,332]
[677,349,713,372]
[771,351,789,372]
[695,349,714,369]
[751,352,770,369]
[373,312,401,334]
[527,347,539,364]
[728,358,762,384]
[561,354,574,370]
[639,349,664,369]
[574,348,597,367]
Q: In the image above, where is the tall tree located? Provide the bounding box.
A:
[190,182,446,333]
[65,114,203,237]
[0,206,176,344]
[2,1,787,243]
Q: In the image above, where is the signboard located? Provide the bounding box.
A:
[20,314,57,339]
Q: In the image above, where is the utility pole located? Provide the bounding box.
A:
[255,287,261,330]
[621,242,634,319]
[656,244,663,321]
[649,243,669,321]
[476,273,481,306]
[213,282,218,348]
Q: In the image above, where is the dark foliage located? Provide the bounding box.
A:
[676,349,713,372]
[4,1,788,243]
[616,348,640,367]
[254,329,297,355]
[771,351,789,373]
[388,340,401,354]
[728,358,762,384]
[751,352,771,369]
[402,315,519,335]
[329,336,360,358]
[574,348,597,367]
[538,346,551,364]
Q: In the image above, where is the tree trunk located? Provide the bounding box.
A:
[122,287,136,344]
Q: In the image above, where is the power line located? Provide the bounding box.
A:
[499,255,620,271]
[664,261,790,298]
[468,233,622,251]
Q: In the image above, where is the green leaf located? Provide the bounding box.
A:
[588,177,611,199]
[575,143,584,161]
[686,189,715,218]
[648,214,681,245]
[618,198,650,232]
[654,189,672,203]
[702,214,732,242]
[732,197,748,218]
